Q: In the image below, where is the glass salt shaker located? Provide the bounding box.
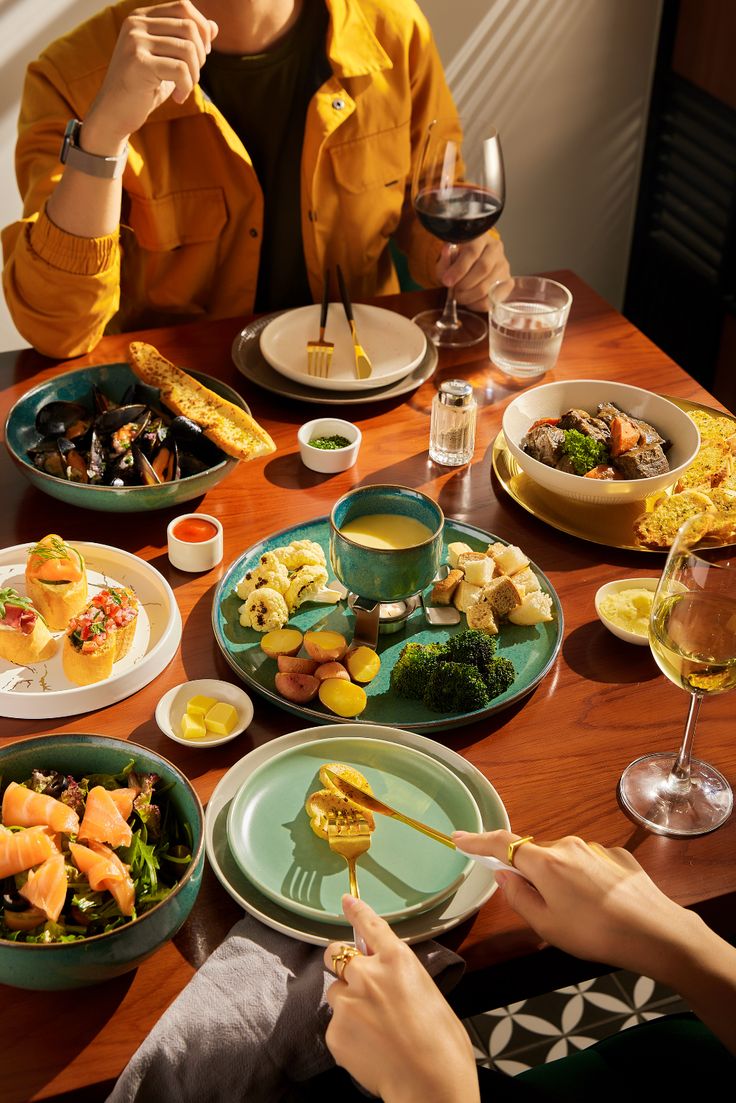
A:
[429,379,477,466]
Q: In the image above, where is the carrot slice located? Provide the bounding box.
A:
[609,416,640,457]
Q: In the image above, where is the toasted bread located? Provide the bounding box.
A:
[687,409,736,450]
[704,488,736,542]
[128,341,275,461]
[431,569,463,605]
[633,489,715,550]
[674,441,732,493]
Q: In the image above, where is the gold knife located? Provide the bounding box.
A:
[324,768,528,878]
[324,768,455,848]
[335,264,372,380]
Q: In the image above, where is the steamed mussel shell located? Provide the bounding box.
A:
[35,401,91,440]
[29,437,89,482]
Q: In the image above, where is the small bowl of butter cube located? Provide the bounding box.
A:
[155,678,254,747]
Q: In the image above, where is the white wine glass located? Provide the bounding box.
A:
[618,514,735,836]
[412,118,505,347]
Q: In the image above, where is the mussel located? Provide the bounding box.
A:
[35,401,91,440]
[29,437,89,482]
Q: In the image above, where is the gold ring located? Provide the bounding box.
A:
[507,836,535,867]
[331,945,362,981]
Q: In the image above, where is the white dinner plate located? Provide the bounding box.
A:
[205,723,509,946]
[259,304,427,392]
[0,542,182,719]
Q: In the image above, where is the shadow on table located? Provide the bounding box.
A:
[563,622,659,685]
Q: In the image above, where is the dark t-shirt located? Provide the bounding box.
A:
[200,1,330,312]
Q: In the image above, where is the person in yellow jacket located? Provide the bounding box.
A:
[1,0,509,359]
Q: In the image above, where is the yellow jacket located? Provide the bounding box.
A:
[2,0,459,358]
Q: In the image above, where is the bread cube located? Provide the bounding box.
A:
[452,580,482,612]
[431,569,463,605]
[480,575,523,618]
[447,541,473,569]
[511,566,541,595]
[459,552,495,587]
[487,543,530,576]
[466,597,498,634]
[507,591,554,625]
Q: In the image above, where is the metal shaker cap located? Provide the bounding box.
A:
[438,380,473,407]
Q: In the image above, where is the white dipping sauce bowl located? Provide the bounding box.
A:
[595,576,659,646]
[156,678,254,747]
[167,513,223,572]
[297,418,362,473]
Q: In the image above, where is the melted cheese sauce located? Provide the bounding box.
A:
[340,514,434,550]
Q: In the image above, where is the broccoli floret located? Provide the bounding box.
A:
[390,642,445,699]
[423,661,490,713]
[442,629,496,669]
[482,656,516,700]
[561,429,609,475]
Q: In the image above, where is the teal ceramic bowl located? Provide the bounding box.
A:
[330,485,443,602]
[0,735,204,990]
[4,363,245,512]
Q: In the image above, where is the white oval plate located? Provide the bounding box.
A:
[0,542,182,719]
[259,304,427,392]
[205,722,510,946]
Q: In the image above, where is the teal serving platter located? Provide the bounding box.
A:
[226,735,482,924]
[212,516,564,732]
[4,363,246,512]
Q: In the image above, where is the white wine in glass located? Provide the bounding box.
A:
[618,514,735,836]
[412,119,505,348]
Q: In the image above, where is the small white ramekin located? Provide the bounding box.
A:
[167,512,223,572]
[297,418,362,473]
[155,678,254,747]
[594,576,658,646]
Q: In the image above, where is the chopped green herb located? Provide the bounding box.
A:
[0,588,47,624]
[561,429,609,475]
[309,434,351,450]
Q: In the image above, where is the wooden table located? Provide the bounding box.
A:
[1,274,734,1102]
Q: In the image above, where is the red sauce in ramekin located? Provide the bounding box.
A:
[172,518,218,543]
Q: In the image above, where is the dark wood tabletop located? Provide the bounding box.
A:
[1,273,734,1102]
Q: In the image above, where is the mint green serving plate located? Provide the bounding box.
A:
[226,735,481,924]
[212,517,563,732]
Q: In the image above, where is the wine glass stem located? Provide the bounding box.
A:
[436,245,461,332]
[668,691,704,791]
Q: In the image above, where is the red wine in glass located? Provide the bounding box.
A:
[414,185,504,244]
[412,122,505,347]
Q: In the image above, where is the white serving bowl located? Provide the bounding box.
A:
[297,418,361,473]
[594,576,658,645]
[156,678,254,747]
[502,380,700,504]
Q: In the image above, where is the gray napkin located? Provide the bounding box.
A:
[107,913,465,1103]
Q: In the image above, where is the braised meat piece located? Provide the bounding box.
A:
[612,443,670,479]
[629,416,668,450]
[521,423,566,466]
[558,408,610,447]
[555,454,579,475]
[595,402,622,425]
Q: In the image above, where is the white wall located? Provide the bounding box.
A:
[0,0,661,352]
[420,0,663,309]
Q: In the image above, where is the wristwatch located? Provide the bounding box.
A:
[60,119,128,179]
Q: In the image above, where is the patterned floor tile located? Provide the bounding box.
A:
[463,970,692,1071]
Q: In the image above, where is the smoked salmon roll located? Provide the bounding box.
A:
[25,535,87,631]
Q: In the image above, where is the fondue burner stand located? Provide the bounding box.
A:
[331,581,460,650]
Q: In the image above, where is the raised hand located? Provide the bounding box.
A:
[84,1,218,152]
[324,895,479,1103]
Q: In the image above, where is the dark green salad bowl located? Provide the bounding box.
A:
[0,734,204,990]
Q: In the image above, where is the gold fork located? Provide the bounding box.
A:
[327,809,372,899]
[336,264,372,380]
[306,273,334,378]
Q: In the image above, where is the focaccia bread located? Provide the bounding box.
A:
[25,535,87,631]
[128,341,276,461]
[0,588,56,665]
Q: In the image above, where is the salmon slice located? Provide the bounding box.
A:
[0,825,55,879]
[88,841,135,916]
[78,786,132,848]
[108,788,136,821]
[2,782,79,835]
[69,841,122,889]
[19,852,67,922]
[70,841,135,916]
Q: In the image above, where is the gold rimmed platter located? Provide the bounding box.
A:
[492,397,736,553]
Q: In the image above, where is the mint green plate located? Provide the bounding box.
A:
[212,516,563,732]
[226,735,482,923]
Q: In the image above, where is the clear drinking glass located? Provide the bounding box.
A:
[412,119,505,348]
[489,276,572,379]
[618,514,735,836]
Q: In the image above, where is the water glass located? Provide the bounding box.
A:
[489,276,572,379]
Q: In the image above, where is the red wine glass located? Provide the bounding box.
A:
[412,119,505,347]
